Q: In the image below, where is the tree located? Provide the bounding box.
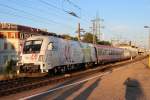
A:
[97,40,111,45]
[61,34,72,40]
[82,32,98,43]
[61,33,111,45]
[61,34,78,41]
[5,59,16,74]
[72,37,78,41]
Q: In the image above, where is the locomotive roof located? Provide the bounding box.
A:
[27,35,122,50]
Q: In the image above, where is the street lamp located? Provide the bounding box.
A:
[144,26,150,68]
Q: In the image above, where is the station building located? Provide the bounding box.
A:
[0,22,57,71]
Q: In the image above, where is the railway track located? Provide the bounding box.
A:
[0,55,147,97]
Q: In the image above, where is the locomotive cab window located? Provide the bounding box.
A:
[23,40,43,54]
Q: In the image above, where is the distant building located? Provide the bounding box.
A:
[111,39,120,47]
[118,44,137,51]
[117,44,138,56]
[0,22,57,71]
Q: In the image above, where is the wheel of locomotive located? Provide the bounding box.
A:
[48,68,55,76]
[92,62,95,67]
[61,66,66,74]
[77,64,82,70]
[80,63,85,70]
[55,68,58,74]
[67,65,71,72]
[89,62,94,68]
[85,63,90,69]
[71,65,77,71]
[69,65,72,71]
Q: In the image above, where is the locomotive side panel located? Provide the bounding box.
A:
[70,41,84,64]
[57,38,69,65]
[45,36,60,69]
[80,43,92,63]
[47,38,85,67]
[89,44,97,62]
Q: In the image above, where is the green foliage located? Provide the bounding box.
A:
[72,37,78,41]
[82,32,111,45]
[61,34,72,40]
[82,32,98,43]
[61,34,78,41]
[97,41,111,45]
[60,33,111,46]
[5,59,16,74]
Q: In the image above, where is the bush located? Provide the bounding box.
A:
[5,59,16,74]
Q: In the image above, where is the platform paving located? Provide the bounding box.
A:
[38,58,150,100]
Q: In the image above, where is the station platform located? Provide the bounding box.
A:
[49,57,150,100]
[85,58,150,100]
[1,57,150,100]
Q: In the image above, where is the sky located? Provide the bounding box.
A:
[0,0,150,48]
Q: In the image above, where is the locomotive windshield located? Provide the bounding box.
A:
[23,40,43,54]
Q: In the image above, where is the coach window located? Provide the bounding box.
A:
[0,56,1,64]
[110,50,112,55]
[20,33,24,40]
[99,49,101,55]
[48,42,53,50]
[101,49,104,55]
[2,32,7,38]
[100,49,103,55]
[11,44,15,50]
[0,32,4,38]
[107,50,109,55]
[8,32,15,38]
[112,50,115,55]
[105,49,108,55]
[105,49,107,55]
[97,49,99,55]
[102,49,105,55]
[113,51,116,55]
[15,32,20,39]
[4,42,7,50]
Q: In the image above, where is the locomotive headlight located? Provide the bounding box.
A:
[39,55,44,61]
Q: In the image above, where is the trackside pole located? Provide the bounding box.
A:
[130,56,133,60]
[148,54,150,68]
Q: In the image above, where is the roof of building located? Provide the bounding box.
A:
[0,22,63,38]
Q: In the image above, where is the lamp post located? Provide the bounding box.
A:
[144,26,150,68]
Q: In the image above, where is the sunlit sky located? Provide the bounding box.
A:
[0,0,150,48]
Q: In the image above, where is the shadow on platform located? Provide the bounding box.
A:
[124,77,145,100]
[54,81,87,100]
[29,77,87,100]
[73,78,101,100]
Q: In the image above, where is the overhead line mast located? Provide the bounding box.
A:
[91,12,104,44]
